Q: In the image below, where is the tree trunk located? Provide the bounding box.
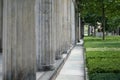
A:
[102,0,105,40]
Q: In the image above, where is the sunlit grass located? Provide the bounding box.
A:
[86,48,120,51]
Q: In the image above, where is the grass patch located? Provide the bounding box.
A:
[86,48,120,51]
[89,73,120,80]
[85,36,120,80]
[84,36,120,42]
[86,51,120,73]
[84,36,120,48]
[85,41,120,48]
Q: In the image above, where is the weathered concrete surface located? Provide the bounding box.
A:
[3,0,36,80]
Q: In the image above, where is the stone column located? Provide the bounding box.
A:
[0,0,3,52]
[81,18,84,39]
[61,0,66,53]
[79,14,81,39]
[59,0,64,55]
[51,0,57,62]
[3,0,36,80]
[63,0,69,51]
[71,0,76,45]
[53,0,58,59]
[75,8,79,43]
[36,0,55,70]
[67,0,71,48]
[55,0,62,59]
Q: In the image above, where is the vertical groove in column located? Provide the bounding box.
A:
[3,0,36,80]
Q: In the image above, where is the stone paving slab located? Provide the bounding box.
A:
[55,46,85,80]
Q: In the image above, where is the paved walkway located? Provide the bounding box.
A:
[55,45,85,80]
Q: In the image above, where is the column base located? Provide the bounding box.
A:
[38,64,55,71]
[62,50,67,54]
[55,55,62,60]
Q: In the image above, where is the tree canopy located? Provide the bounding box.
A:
[77,0,120,32]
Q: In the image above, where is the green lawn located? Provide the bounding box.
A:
[85,36,120,48]
[85,36,120,80]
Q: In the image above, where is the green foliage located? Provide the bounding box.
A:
[77,0,120,31]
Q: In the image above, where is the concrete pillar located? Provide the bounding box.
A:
[67,0,71,48]
[61,0,66,53]
[63,0,69,50]
[55,0,62,59]
[53,0,58,59]
[59,0,64,54]
[3,0,36,80]
[81,18,84,39]
[0,0,3,52]
[75,6,80,43]
[79,14,81,39]
[36,0,55,70]
[71,0,76,45]
[70,0,73,46]
[51,0,57,61]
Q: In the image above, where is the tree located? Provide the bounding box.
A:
[77,0,120,39]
